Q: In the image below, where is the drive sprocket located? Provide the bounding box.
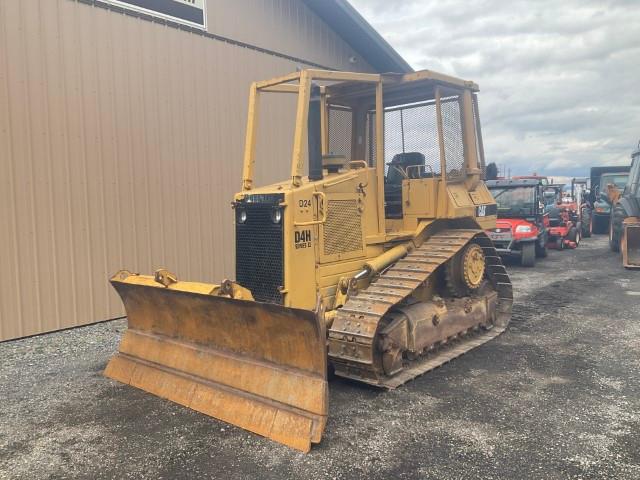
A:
[445,242,485,296]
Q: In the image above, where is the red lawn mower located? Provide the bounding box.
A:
[546,201,581,249]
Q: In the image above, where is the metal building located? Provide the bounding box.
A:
[0,0,410,341]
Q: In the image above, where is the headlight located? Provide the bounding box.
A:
[237,209,247,224]
[515,225,532,233]
[271,209,282,224]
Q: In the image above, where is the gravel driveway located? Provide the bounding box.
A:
[1,235,639,479]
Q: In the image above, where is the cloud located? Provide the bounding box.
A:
[350,0,640,176]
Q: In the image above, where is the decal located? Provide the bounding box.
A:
[294,229,312,249]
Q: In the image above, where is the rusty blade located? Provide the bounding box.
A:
[104,273,328,452]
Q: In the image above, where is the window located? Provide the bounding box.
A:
[105,0,207,29]
[489,187,537,216]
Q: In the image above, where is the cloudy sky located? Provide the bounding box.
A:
[350,0,640,177]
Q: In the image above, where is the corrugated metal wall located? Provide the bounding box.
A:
[0,0,373,341]
[205,0,374,72]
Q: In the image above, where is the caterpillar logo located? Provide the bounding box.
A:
[294,230,312,249]
[476,204,498,217]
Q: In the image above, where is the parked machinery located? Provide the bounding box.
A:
[545,201,581,250]
[485,179,548,267]
[590,166,630,234]
[609,143,640,268]
[571,177,592,238]
[542,184,564,211]
[538,184,580,249]
[104,69,513,451]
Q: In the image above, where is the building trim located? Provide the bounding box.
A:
[302,0,413,73]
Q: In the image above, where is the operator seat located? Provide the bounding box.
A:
[384,152,425,218]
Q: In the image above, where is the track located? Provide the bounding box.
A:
[328,229,513,388]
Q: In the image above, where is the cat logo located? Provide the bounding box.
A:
[294,229,312,249]
[476,204,497,217]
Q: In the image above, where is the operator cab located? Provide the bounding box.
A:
[487,179,544,220]
[600,173,629,193]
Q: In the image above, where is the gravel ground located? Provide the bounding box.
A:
[1,235,639,479]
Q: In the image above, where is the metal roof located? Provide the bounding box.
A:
[302,0,413,73]
[486,179,542,188]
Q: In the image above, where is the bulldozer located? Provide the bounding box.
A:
[104,69,513,452]
[610,142,640,268]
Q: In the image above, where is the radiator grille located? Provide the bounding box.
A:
[235,195,284,304]
[323,200,363,256]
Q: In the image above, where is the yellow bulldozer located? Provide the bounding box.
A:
[105,69,513,452]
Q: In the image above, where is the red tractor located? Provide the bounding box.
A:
[486,179,549,267]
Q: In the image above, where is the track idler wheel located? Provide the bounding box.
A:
[445,242,485,297]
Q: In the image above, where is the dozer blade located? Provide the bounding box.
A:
[104,271,328,452]
[623,220,640,268]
